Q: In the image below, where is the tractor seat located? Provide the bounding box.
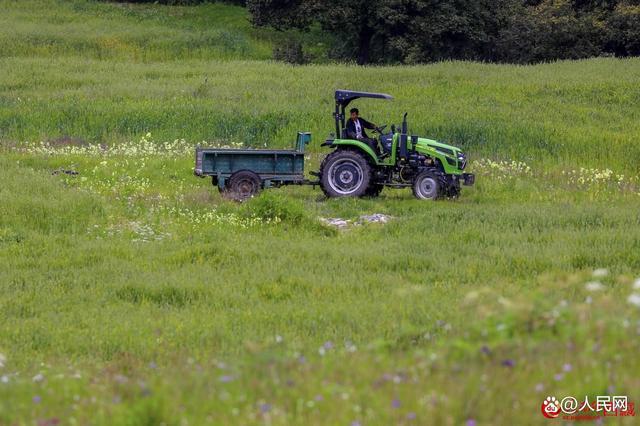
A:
[379,133,393,154]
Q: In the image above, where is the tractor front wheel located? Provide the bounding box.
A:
[412,171,441,200]
[320,149,372,198]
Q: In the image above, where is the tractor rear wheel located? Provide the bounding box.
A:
[320,149,372,198]
[222,170,261,202]
[412,171,441,200]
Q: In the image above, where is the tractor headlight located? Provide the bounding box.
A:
[457,152,467,170]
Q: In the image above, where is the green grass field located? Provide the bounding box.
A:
[1,1,640,425]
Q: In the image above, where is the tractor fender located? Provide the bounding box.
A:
[328,139,379,164]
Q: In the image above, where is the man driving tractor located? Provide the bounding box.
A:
[345,108,380,153]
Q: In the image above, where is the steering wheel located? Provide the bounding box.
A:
[374,125,387,134]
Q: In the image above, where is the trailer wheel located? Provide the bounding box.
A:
[320,149,372,198]
[223,170,261,202]
[412,171,441,200]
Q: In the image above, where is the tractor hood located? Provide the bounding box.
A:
[416,137,462,157]
[414,137,467,172]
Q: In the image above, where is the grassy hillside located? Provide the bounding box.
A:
[1,1,640,425]
[0,0,273,61]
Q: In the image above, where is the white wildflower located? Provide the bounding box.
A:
[32,373,44,383]
[592,268,608,278]
[633,278,640,290]
[0,353,5,369]
[628,293,640,308]
[585,281,604,292]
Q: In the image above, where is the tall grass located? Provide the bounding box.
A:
[1,2,639,171]
[0,0,273,61]
[2,56,640,171]
[1,148,639,423]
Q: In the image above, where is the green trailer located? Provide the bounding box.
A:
[194,132,313,201]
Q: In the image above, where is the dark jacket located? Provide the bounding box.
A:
[345,117,376,140]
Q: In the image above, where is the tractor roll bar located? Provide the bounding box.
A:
[334,90,393,137]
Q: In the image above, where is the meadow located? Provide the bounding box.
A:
[1,1,640,425]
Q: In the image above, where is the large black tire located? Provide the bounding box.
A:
[364,183,384,197]
[222,170,261,202]
[412,171,441,200]
[319,149,372,198]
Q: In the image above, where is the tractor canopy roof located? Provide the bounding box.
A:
[335,90,393,108]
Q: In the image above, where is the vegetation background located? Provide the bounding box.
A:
[0,0,639,425]
[103,0,640,65]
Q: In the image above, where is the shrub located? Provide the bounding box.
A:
[272,38,307,64]
[242,191,306,224]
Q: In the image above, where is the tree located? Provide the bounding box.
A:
[606,3,640,56]
[247,0,518,64]
[247,0,390,64]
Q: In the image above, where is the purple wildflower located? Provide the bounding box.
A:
[466,419,477,426]
[33,395,41,404]
[260,403,271,414]
[501,359,515,367]
[563,363,572,372]
[406,412,417,420]
[219,375,235,383]
[392,398,401,408]
[554,373,564,381]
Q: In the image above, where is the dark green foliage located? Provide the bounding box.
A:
[272,38,307,64]
[100,0,246,4]
[247,0,640,64]
[606,3,640,55]
[247,0,314,29]
[496,0,607,63]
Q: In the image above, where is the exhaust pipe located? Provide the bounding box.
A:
[399,113,408,160]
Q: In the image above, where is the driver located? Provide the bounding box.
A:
[345,108,380,153]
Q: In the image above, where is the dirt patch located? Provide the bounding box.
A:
[47,136,89,148]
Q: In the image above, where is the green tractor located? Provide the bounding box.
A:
[319,90,474,200]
